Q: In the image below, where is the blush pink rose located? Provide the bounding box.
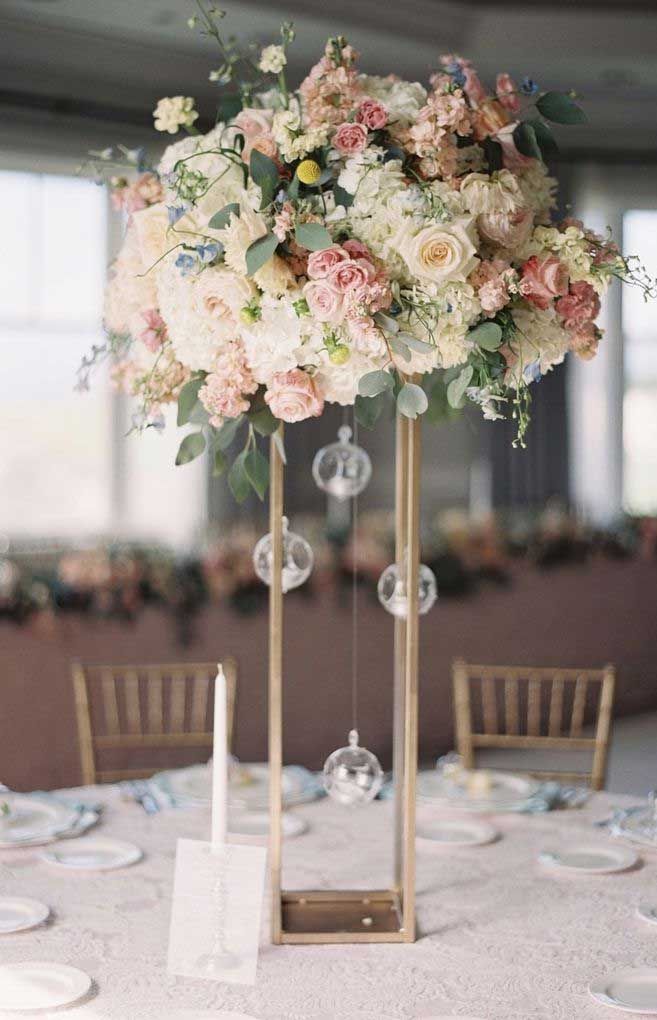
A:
[495,73,520,114]
[304,279,344,323]
[519,255,569,310]
[477,207,533,248]
[327,258,374,294]
[356,99,388,130]
[264,370,324,422]
[556,281,601,329]
[332,121,369,155]
[306,245,349,279]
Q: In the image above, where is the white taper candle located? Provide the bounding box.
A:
[211,663,227,847]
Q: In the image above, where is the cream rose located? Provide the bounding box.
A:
[399,217,479,286]
[195,267,256,323]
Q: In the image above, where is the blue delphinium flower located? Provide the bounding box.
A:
[523,360,542,384]
[195,242,220,264]
[521,77,538,95]
[175,252,197,276]
[167,205,188,226]
[445,61,466,88]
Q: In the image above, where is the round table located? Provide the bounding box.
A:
[0,787,653,1019]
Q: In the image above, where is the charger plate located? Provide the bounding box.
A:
[539,843,638,874]
[0,962,91,1011]
[590,968,657,1013]
[0,898,50,934]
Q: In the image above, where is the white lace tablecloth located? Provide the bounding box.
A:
[0,787,654,1020]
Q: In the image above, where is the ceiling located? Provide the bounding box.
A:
[2,0,657,158]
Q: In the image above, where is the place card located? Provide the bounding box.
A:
[167,837,266,986]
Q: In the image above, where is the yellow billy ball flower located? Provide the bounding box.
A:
[296,159,321,185]
[328,344,351,366]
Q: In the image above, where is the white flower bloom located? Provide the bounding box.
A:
[259,44,287,74]
[396,216,479,287]
[516,162,557,219]
[240,296,304,384]
[359,75,427,125]
[314,349,387,405]
[460,170,523,216]
[217,198,295,296]
[156,259,230,371]
[508,304,569,383]
[153,96,198,134]
[104,224,157,336]
[466,385,507,420]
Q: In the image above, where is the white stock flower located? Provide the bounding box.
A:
[153,96,198,134]
[259,44,287,74]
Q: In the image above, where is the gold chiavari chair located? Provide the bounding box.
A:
[72,659,237,785]
[452,660,615,790]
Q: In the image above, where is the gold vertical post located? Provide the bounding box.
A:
[401,414,420,940]
[392,415,408,892]
[269,426,284,944]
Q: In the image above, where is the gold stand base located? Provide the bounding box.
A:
[278,890,412,944]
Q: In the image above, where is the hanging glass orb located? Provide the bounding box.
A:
[377,562,438,618]
[312,425,372,501]
[323,729,383,806]
[253,516,313,594]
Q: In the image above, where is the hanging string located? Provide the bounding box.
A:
[351,407,359,732]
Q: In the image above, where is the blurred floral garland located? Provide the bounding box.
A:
[0,510,654,644]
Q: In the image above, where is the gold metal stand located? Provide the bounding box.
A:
[268,415,421,944]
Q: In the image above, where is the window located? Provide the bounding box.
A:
[0,167,206,546]
[622,210,657,515]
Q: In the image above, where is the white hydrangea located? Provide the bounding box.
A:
[240,295,306,384]
[508,304,569,382]
[314,349,387,405]
[155,258,231,371]
[358,75,427,125]
[104,223,157,337]
[516,163,557,219]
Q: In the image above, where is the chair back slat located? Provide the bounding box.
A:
[72,660,237,785]
[452,660,615,790]
[504,676,519,735]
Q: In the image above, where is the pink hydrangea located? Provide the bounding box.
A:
[198,342,258,426]
[264,369,324,422]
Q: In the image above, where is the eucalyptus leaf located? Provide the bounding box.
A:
[216,94,242,121]
[332,183,354,209]
[468,321,503,352]
[213,416,244,451]
[208,202,240,230]
[212,449,228,477]
[513,121,542,161]
[373,310,400,334]
[249,405,279,436]
[294,222,333,251]
[389,336,412,362]
[358,369,394,398]
[244,445,269,500]
[228,450,251,503]
[397,383,428,419]
[188,402,210,426]
[355,392,386,430]
[245,232,278,276]
[176,377,205,427]
[446,365,474,409]
[287,174,300,200]
[397,331,434,353]
[526,118,559,160]
[536,91,587,125]
[249,149,279,208]
[175,431,206,466]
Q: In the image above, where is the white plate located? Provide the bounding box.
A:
[0,796,78,846]
[637,904,657,926]
[590,968,657,1013]
[416,817,497,847]
[39,837,142,871]
[229,811,308,839]
[0,898,50,934]
[156,763,320,810]
[417,770,538,813]
[539,843,638,875]
[0,962,91,1011]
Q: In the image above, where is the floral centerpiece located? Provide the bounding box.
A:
[82,6,652,501]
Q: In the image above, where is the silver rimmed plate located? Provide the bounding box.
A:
[417,769,538,813]
[539,843,638,875]
[589,968,657,1013]
[0,898,50,934]
[0,795,78,847]
[638,904,657,926]
[39,837,142,871]
[0,962,91,1011]
[416,817,497,847]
